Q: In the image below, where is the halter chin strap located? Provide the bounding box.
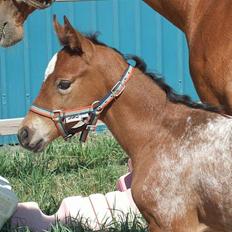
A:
[30,65,135,142]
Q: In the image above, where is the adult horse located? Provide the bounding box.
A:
[0,0,79,47]
[144,0,232,114]
[1,0,232,114]
[18,16,232,232]
[0,0,51,47]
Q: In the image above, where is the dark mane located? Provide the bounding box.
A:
[87,33,106,46]
[86,34,221,113]
[87,33,125,57]
[127,55,222,113]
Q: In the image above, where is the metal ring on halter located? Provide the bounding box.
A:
[52,109,63,122]
[91,100,101,114]
[92,101,100,108]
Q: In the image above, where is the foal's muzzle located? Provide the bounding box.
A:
[18,127,45,152]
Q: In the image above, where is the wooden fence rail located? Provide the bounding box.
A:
[0,118,23,136]
[0,118,105,136]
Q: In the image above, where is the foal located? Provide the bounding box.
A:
[18,17,232,232]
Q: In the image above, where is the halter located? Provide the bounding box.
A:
[16,0,53,9]
[17,0,105,9]
[30,65,135,142]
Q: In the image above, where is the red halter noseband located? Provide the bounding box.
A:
[30,65,135,142]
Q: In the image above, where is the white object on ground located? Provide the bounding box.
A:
[0,176,18,229]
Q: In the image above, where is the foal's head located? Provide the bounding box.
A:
[18,16,127,152]
[0,0,52,47]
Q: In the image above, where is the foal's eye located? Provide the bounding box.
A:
[57,80,71,90]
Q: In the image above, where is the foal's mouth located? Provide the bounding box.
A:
[18,134,46,153]
[28,139,45,153]
[0,23,8,41]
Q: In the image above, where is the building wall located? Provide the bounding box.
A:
[0,0,198,143]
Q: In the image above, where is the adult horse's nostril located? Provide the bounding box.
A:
[2,22,8,27]
[0,22,8,39]
[18,127,30,147]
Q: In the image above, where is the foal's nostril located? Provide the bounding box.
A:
[17,127,45,152]
[0,22,8,28]
[18,127,30,146]
[21,128,28,140]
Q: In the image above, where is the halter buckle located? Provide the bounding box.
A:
[111,81,125,97]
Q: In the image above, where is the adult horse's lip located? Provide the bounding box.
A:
[0,23,7,41]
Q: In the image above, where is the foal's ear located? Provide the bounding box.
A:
[53,15,84,55]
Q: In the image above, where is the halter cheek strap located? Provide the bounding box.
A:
[30,65,135,142]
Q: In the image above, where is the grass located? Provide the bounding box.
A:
[0,132,147,232]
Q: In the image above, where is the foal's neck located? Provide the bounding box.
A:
[100,62,188,165]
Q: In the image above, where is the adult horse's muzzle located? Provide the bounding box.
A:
[0,0,33,47]
[0,19,23,47]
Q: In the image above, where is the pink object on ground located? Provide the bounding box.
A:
[116,172,132,192]
[116,159,133,192]
[11,189,140,232]
[11,160,137,231]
